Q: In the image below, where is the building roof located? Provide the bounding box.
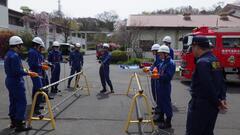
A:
[221,4,240,18]
[127,15,240,28]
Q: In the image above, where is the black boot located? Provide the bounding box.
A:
[55,86,61,92]
[100,89,107,93]
[51,86,57,93]
[34,107,41,115]
[15,121,32,132]
[153,112,164,123]
[9,118,16,129]
[159,117,172,129]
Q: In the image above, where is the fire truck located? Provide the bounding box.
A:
[96,43,120,59]
[180,26,240,80]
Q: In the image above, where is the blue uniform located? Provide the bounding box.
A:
[4,49,28,121]
[157,57,176,119]
[99,51,113,91]
[186,52,227,135]
[48,50,62,91]
[68,50,84,86]
[28,48,43,109]
[169,47,174,60]
[150,55,162,111]
[39,53,49,90]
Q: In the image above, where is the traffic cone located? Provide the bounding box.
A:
[151,67,159,79]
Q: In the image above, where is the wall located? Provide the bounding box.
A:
[0,5,8,29]
[134,28,192,50]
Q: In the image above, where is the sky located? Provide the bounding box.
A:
[8,0,238,19]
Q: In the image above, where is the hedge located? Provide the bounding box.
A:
[111,50,128,63]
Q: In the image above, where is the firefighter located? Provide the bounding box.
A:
[162,36,174,59]
[4,36,37,132]
[99,43,114,93]
[38,44,54,100]
[48,41,63,93]
[186,36,227,135]
[147,44,163,122]
[157,45,176,129]
[28,37,49,115]
[67,43,84,88]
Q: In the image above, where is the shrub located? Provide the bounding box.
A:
[111,50,128,63]
[17,30,33,50]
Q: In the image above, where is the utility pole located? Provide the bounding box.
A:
[57,0,63,17]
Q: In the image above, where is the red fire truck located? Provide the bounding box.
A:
[180,26,240,80]
[96,43,120,59]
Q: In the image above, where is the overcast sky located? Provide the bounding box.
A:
[8,0,238,19]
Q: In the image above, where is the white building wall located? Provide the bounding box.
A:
[136,29,192,50]
[8,24,25,32]
[0,5,8,29]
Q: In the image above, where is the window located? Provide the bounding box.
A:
[49,28,53,33]
[82,45,85,49]
[56,28,62,34]
[49,41,53,47]
[0,0,7,6]
[9,16,23,27]
[72,33,76,37]
[81,33,85,38]
[139,40,154,51]
[222,36,240,48]
[206,36,216,47]
[78,33,81,38]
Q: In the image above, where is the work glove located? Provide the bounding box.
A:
[42,65,50,70]
[143,67,150,73]
[28,71,39,78]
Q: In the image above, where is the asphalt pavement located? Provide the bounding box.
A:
[0,51,239,135]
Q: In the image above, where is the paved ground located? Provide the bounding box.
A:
[0,51,240,135]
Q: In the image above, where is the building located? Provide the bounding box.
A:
[0,0,8,29]
[127,14,240,51]
[221,4,240,18]
[0,1,86,50]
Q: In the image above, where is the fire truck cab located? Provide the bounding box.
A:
[180,26,240,80]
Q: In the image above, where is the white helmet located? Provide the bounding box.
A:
[52,41,60,47]
[75,43,82,48]
[151,44,160,51]
[40,43,45,48]
[162,36,172,43]
[32,37,44,46]
[158,45,170,53]
[9,36,23,46]
[103,43,110,48]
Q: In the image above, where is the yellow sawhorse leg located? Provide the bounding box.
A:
[126,74,135,95]
[124,91,155,132]
[28,91,56,129]
[74,72,90,96]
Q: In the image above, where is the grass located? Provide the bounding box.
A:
[116,58,154,65]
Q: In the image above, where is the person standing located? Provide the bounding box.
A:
[147,44,163,123]
[162,36,174,59]
[186,36,227,135]
[28,37,49,115]
[67,43,84,88]
[48,41,63,93]
[38,43,54,100]
[157,45,176,129]
[4,36,37,132]
[99,43,114,93]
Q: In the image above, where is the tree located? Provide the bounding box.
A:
[76,17,103,31]
[50,12,79,43]
[62,17,79,42]
[22,11,49,36]
[20,6,32,15]
[96,11,119,31]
